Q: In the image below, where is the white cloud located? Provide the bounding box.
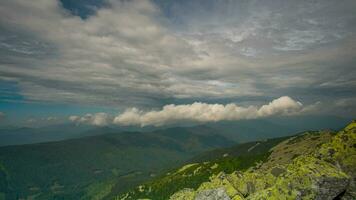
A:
[113,96,303,127]
[257,96,302,116]
[69,115,80,122]
[69,112,111,126]
[46,116,58,121]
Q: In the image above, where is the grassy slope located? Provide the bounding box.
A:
[0,127,233,200]
[110,136,291,200]
[168,122,356,199]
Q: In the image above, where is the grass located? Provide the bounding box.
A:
[113,154,270,200]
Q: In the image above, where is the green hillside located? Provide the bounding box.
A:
[1,121,354,200]
[168,121,356,200]
[109,136,292,200]
[112,121,356,200]
[0,127,233,200]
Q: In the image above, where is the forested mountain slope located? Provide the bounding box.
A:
[113,121,356,200]
[0,127,233,200]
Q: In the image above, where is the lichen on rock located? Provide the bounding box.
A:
[169,188,195,200]
[169,121,356,200]
[195,188,231,200]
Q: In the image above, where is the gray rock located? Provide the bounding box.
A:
[195,188,231,200]
[315,177,350,200]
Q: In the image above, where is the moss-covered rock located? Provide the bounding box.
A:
[169,188,195,200]
[246,156,349,200]
[195,188,231,200]
[197,172,239,196]
[169,121,356,200]
[317,121,356,198]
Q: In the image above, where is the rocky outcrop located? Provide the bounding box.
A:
[195,188,231,200]
[170,121,356,200]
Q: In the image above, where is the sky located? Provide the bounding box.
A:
[0,0,355,127]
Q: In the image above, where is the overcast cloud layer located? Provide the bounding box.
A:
[0,0,356,120]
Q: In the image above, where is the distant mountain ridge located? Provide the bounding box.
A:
[0,126,234,199]
[114,120,356,200]
[0,115,350,146]
[0,117,353,199]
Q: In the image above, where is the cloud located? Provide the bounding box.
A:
[257,96,302,116]
[45,116,58,121]
[69,112,111,126]
[0,0,355,116]
[113,96,303,127]
[0,0,198,106]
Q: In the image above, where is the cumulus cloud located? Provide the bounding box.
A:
[69,112,111,126]
[257,97,303,116]
[45,116,58,121]
[113,96,303,127]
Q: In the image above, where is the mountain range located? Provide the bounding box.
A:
[0,126,234,199]
[113,121,356,200]
[0,115,350,146]
[0,116,353,200]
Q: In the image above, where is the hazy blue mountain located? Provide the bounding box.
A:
[112,121,356,200]
[0,124,95,146]
[0,115,350,146]
[0,127,234,199]
[0,117,352,199]
[204,115,351,142]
